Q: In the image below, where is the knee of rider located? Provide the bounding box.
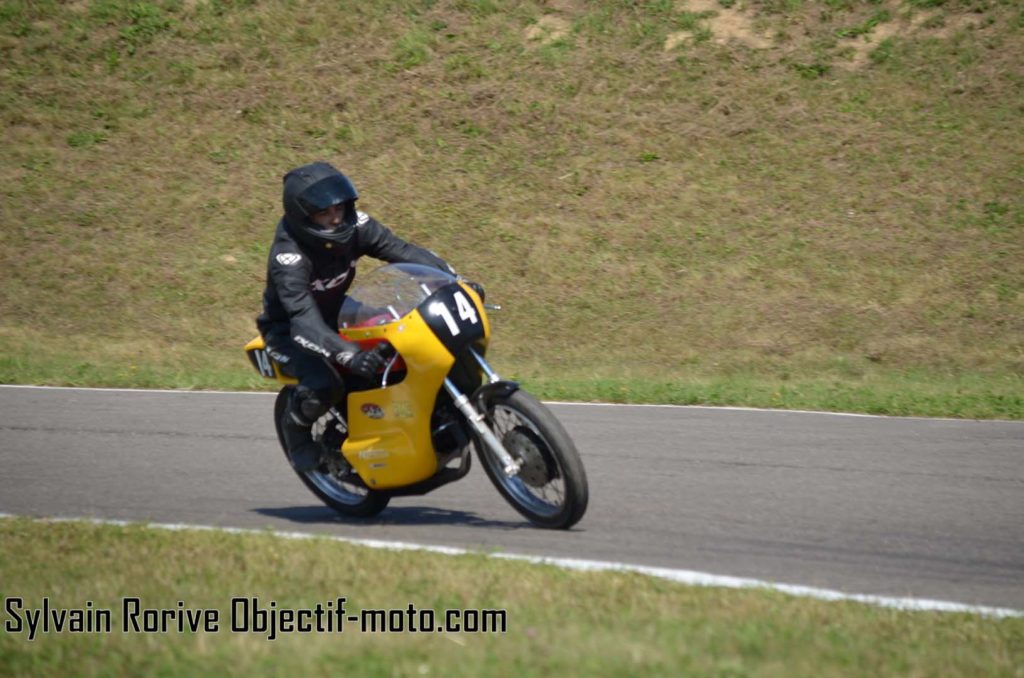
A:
[293,385,330,423]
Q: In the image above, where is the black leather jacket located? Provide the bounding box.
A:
[256,213,454,360]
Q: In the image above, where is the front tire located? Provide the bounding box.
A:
[274,387,389,519]
[474,389,588,529]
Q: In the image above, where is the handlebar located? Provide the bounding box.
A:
[375,341,399,387]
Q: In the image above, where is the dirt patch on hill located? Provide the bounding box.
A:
[658,0,996,69]
[666,0,772,51]
[525,16,572,46]
[837,6,988,69]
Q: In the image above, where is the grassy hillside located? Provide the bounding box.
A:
[1,0,1021,416]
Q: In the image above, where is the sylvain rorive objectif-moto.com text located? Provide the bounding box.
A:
[3,597,507,641]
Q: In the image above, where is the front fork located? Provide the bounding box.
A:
[444,348,521,476]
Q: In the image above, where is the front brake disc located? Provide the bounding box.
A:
[504,427,557,487]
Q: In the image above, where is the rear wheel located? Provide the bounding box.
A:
[474,390,588,529]
[274,387,389,518]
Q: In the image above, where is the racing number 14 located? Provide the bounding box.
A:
[429,291,478,336]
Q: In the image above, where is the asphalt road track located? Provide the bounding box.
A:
[1,385,1021,611]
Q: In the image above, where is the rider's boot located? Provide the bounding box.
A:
[280,410,323,472]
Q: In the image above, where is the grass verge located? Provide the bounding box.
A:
[0,328,1020,418]
[1,518,1021,676]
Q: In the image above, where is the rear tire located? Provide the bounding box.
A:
[474,390,588,529]
[274,387,390,519]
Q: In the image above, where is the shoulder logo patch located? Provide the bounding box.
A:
[356,211,370,226]
[276,253,302,266]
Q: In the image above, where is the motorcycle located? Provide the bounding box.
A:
[245,263,588,529]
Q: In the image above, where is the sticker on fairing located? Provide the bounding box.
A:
[361,403,385,419]
[250,349,275,378]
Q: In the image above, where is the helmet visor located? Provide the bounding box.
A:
[295,175,357,217]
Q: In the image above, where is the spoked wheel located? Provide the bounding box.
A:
[474,389,588,529]
[274,387,389,518]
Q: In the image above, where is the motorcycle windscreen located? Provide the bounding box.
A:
[338,263,458,329]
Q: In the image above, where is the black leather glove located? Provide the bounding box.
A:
[336,347,386,380]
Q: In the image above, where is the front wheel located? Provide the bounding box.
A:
[274,387,390,519]
[474,389,588,529]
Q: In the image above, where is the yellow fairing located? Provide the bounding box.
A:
[342,283,490,489]
[244,336,298,385]
[464,283,491,341]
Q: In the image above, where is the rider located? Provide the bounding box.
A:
[257,161,472,471]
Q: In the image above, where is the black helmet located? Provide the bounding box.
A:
[282,162,360,249]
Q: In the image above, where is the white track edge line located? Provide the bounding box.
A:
[1,513,1019,619]
[0,384,1014,423]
